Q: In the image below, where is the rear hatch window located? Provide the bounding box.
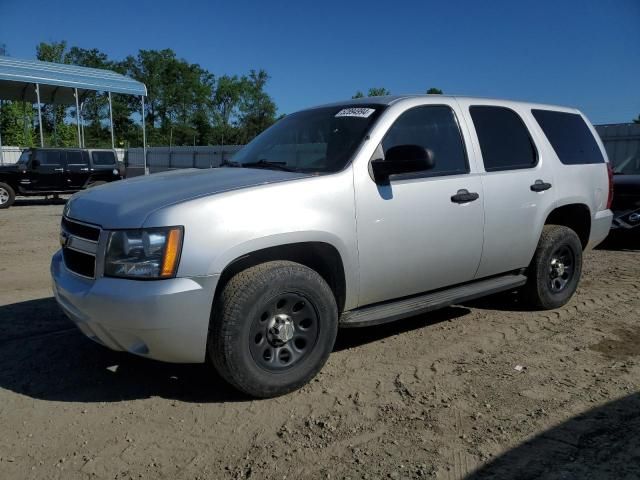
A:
[532,109,604,165]
[92,151,116,166]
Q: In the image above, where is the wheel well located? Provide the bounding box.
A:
[545,204,591,249]
[214,242,347,313]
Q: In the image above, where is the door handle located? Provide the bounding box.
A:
[530,180,552,192]
[451,189,480,204]
[54,168,64,172]
[80,168,89,171]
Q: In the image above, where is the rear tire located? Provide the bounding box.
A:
[522,225,583,310]
[0,182,16,209]
[208,261,338,398]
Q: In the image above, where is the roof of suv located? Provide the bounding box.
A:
[315,94,580,114]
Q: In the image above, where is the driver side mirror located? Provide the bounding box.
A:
[371,144,434,183]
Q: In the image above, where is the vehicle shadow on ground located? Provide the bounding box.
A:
[596,231,640,252]
[0,297,245,404]
[0,297,469,404]
[466,392,640,479]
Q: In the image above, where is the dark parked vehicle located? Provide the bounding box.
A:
[611,153,640,231]
[0,148,123,209]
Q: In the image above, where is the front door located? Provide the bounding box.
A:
[29,150,65,191]
[354,104,485,306]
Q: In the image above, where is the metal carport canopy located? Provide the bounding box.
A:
[0,56,146,103]
[0,56,148,172]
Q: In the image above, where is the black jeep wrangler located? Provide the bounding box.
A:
[0,148,124,209]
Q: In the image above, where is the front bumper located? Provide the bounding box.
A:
[51,250,219,363]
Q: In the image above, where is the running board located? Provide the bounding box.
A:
[340,273,527,328]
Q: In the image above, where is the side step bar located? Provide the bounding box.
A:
[340,273,527,328]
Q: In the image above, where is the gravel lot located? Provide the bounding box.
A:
[1,200,639,480]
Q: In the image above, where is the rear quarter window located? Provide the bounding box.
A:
[469,106,537,171]
[532,109,604,165]
[91,151,116,166]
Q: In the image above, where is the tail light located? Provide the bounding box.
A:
[606,162,614,210]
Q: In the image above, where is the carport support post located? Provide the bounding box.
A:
[108,91,115,149]
[74,88,81,147]
[35,83,44,147]
[141,95,148,175]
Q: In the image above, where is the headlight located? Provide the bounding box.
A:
[104,227,183,279]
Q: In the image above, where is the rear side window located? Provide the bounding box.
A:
[382,105,468,176]
[470,106,537,171]
[532,109,604,165]
[66,151,87,165]
[37,150,62,165]
[92,151,116,166]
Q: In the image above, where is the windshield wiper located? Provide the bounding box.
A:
[242,159,295,172]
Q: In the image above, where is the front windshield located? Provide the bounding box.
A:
[17,150,31,164]
[230,105,385,173]
[612,153,640,175]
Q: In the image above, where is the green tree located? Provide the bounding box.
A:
[367,87,390,97]
[212,75,245,144]
[426,87,443,94]
[238,69,277,143]
[352,88,390,98]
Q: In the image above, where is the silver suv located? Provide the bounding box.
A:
[51,95,613,397]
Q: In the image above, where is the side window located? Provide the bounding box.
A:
[470,106,537,171]
[382,105,468,176]
[37,150,62,165]
[92,151,116,166]
[531,109,604,165]
[66,151,88,165]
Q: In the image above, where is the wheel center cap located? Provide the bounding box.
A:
[267,314,294,345]
[551,259,565,277]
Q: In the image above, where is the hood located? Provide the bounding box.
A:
[65,167,308,228]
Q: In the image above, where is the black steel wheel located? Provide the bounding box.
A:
[548,245,575,293]
[522,225,583,310]
[209,261,338,398]
[249,292,320,372]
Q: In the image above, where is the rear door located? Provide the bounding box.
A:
[90,150,118,182]
[64,150,90,189]
[457,100,557,278]
[30,150,65,191]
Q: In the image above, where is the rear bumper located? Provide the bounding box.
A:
[51,250,218,363]
[587,209,614,249]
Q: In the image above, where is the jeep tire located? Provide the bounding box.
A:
[0,182,16,209]
[208,261,338,398]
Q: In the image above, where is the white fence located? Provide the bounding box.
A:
[0,146,23,165]
[125,145,243,176]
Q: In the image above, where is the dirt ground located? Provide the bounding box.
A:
[0,200,639,480]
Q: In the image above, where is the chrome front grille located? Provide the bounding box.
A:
[61,217,101,279]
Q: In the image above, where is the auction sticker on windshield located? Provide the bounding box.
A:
[335,107,376,118]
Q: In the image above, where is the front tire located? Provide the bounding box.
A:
[0,182,16,209]
[522,225,583,310]
[208,261,338,398]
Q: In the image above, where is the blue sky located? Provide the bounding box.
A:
[1,0,639,123]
